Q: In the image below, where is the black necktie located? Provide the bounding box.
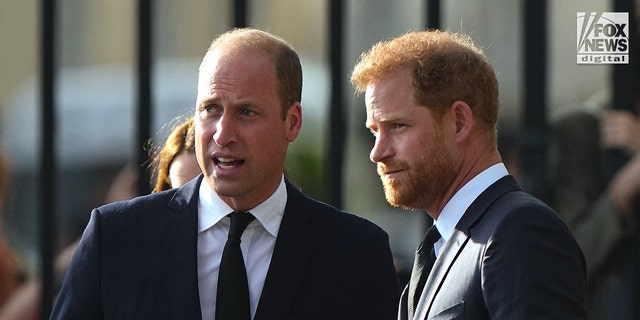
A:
[216,211,256,320]
[407,225,441,319]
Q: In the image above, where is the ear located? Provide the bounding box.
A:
[285,102,303,142]
[451,100,473,143]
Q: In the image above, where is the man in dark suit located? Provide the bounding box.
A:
[350,30,587,319]
[50,28,400,320]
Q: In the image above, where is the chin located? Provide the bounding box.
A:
[384,184,424,210]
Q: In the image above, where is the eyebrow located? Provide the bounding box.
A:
[369,112,406,124]
[197,93,218,104]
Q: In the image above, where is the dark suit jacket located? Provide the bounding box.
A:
[50,176,401,319]
[399,175,587,320]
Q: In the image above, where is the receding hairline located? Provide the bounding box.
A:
[197,28,303,117]
[199,28,290,71]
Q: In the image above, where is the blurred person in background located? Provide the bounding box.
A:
[0,164,137,320]
[149,115,200,192]
[0,114,200,320]
[0,147,22,309]
[549,95,640,319]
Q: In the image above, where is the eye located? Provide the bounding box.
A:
[198,104,221,119]
[392,123,406,130]
[240,108,256,117]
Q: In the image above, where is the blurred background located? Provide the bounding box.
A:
[0,0,631,318]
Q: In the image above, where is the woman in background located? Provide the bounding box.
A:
[149,115,200,192]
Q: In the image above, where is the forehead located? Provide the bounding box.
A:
[197,49,278,100]
[364,70,439,130]
[365,71,413,113]
[200,49,275,82]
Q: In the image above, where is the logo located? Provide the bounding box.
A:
[577,12,629,64]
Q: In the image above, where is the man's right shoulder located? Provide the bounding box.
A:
[94,188,183,221]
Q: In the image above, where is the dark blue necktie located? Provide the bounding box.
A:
[407,225,441,319]
[216,211,255,320]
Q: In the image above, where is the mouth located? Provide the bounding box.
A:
[214,156,245,170]
[378,165,403,177]
[382,170,403,178]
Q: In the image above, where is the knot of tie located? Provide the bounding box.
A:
[423,225,441,247]
[415,225,441,255]
[227,211,255,240]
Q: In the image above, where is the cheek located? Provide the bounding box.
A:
[196,121,213,138]
[393,135,415,153]
[194,129,210,166]
[253,130,287,161]
[194,122,213,147]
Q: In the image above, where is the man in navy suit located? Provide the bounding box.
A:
[350,30,587,319]
[50,28,400,319]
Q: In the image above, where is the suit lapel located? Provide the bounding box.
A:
[414,175,521,318]
[162,176,203,320]
[416,229,470,318]
[254,181,322,320]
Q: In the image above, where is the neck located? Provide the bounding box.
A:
[426,146,502,219]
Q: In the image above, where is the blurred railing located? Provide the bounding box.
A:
[37,1,638,318]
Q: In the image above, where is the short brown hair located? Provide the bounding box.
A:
[200,28,302,119]
[351,30,499,131]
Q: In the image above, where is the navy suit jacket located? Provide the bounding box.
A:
[51,176,401,319]
[399,175,587,320]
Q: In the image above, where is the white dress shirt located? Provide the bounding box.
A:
[197,176,287,319]
[433,163,509,257]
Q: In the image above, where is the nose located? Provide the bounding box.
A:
[213,113,236,146]
[369,133,393,163]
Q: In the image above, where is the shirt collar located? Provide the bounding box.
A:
[198,176,287,237]
[435,163,509,242]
